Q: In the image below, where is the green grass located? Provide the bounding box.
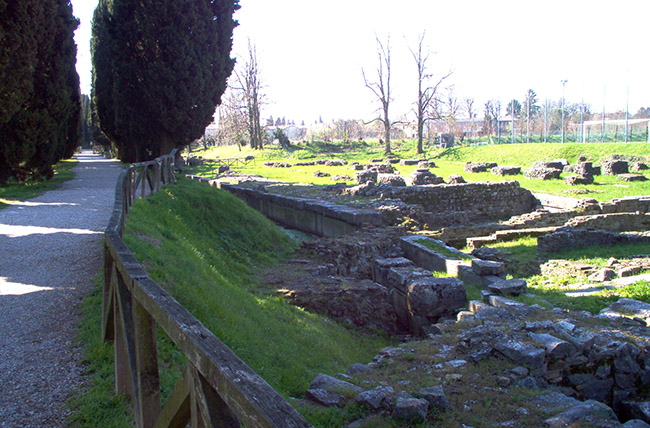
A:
[0,159,77,209]
[126,178,386,418]
[71,177,389,427]
[189,141,650,202]
[414,238,472,260]
[67,273,133,428]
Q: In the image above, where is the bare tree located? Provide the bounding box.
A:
[363,36,394,155]
[409,32,451,154]
[484,99,502,142]
[232,41,265,149]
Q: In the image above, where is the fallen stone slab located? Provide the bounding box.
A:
[524,167,562,180]
[306,388,345,407]
[471,259,505,276]
[494,339,545,370]
[391,394,429,422]
[491,166,521,176]
[487,278,527,296]
[530,392,581,414]
[356,386,393,410]
[529,332,575,359]
[407,277,467,321]
[418,386,449,411]
[605,298,650,321]
[542,400,620,428]
[309,374,364,396]
[619,174,648,182]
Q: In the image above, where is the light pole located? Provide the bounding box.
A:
[561,79,568,143]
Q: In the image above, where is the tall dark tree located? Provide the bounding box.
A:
[363,36,394,155]
[0,0,80,183]
[92,0,239,162]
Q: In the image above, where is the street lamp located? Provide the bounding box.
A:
[561,79,568,143]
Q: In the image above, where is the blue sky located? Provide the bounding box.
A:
[72,0,649,123]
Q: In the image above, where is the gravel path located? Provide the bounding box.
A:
[0,152,122,428]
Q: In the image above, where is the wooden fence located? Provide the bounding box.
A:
[103,150,312,428]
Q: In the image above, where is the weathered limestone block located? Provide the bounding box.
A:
[400,159,425,166]
[465,162,498,173]
[565,174,594,185]
[488,278,527,296]
[471,259,505,276]
[542,400,619,428]
[619,174,648,182]
[524,167,562,180]
[418,161,436,168]
[630,162,649,172]
[313,170,331,177]
[309,374,363,396]
[356,386,393,410]
[355,169,377,185]
[447,174,466,184]
[603,160,629,175]
[378,173,406,187]
[529,332,575,359]
[418,386,449,410]
[325,159,347,166]
[407,277,466,321]
[495,340,546,369]
[306,388,345,407]
[408,168,444,185]
[532,160,565,170]
[491,166,521,176]
[392,394,429,422]
[366,162,394,173]
[372,257,415,285]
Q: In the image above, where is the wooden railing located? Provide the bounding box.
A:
[103,150,312,428]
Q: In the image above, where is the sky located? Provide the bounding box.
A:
[71,0,649,124]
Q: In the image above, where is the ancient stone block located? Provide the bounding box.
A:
[471,259,505,276]
[408,168,444,185]
[542,400,619,428]
[494,340,545,369]
[630,162,649,172]
[488,278,527,296]
[356,386,393,410]
[447,174,466,184]
[306,388,345,407]
[532,160,565,170]
[565,174,594,185]
[524,167,562,180]
[354,169,377,185]
[418,386,449,410]
[309,374,363,395]
[619,174,648,182]
[603,160,629,175]
[378,174,406,187]
[407,277,466,321]
[400,159,423,166]
[491,166,521,176]
[392,395,429,422]
[528,332,575,359]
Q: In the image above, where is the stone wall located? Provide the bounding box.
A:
[380,181,539,227]
[188,177,383,237]
[537,227,650,254]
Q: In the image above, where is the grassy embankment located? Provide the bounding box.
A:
[0,159,77,209]
[69,177,390,427]
[188,140,650,202]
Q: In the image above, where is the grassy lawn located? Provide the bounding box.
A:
[187,141,650,202]
[69,177,390,427]
[0,159,77,209]
[470,236,650,314]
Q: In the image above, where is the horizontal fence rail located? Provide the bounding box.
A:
[103,150,311,428]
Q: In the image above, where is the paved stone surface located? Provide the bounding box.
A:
[0,152,121,428]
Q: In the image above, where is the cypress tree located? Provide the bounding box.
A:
[92,0,239,162]
[0,0,80,183]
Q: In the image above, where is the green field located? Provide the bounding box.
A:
[187,141,650,202]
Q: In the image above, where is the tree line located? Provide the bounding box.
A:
[0,0,80,184]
